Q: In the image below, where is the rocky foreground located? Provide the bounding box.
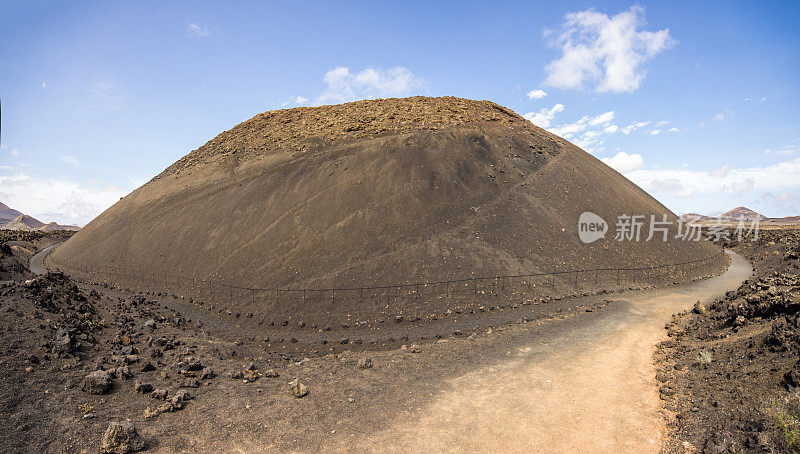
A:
[1,237,318,453]
[659,228,800,453]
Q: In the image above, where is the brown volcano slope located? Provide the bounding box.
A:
[49,97,726,320]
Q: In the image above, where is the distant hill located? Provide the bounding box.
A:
[680,213,712,222]
[0,202,23,225]
[41,221,81,231]
[3,215,46,231]
[0,203,80,231]
[720,207,765,220]
[681,207,800,224]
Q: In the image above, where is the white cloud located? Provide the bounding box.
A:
[668,127,680,133]
[715,112,726,121]
[762,193,800,213]
[282,96,310,107]
[524,105,619,153]
[0,173,133,226]
[601,151,644,172]
[588,111,615,126]
[187,23,217,38]
[621,121,650,135]
[42,81,47,89]
[765,142,798,156]
[622,157,800,200]
[314,66,424,105]
[544,6,675,93]
[11,149,20,156]
[523,103,565,128]
[59,155,80,166]
[710,164,731,178]
[648,129,661,135]
[526,89,548,99]
[760,96,767,102]
[732,177,755,195]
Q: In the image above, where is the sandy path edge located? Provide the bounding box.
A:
[322,250,751,453]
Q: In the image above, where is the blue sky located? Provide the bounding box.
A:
[1,0,799,225]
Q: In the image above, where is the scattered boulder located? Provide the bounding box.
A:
[100,421,145,453]
[83,370,112,395]
[200,367,215,379]
[263,369,279,378]
[229,370,244,380]
[180,378,201,388]
[693,301,706,315]
[179,356,203,371]
[134,381,153,394]
[357,357,373,369]
[175,389,193,401]
[116,365,133,380]
[242,370,259,382]
[150,389,168,400]
[288,379,308,398]
[170,393,185,408]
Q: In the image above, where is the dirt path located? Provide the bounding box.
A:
[28,242,62,275]
[327,251,751,453]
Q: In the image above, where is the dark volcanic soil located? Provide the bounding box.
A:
[2,230,730,453]
[658,228,800,453]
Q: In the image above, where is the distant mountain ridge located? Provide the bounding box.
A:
[681,207,798,223]
[0,202,23,225]
[0,202,79,231]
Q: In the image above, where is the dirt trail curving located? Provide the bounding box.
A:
[327,251,751,453]
[28,242,62,275]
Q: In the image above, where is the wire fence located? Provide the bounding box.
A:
[50,250,727,326]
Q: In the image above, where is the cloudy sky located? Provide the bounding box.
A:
[2,1,799,225]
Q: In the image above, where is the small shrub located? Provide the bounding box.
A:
[766,394,800,453]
